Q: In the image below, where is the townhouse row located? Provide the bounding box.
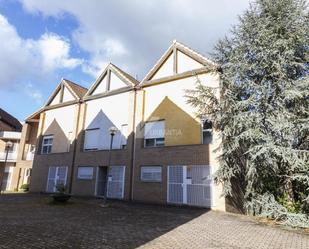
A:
[20,41,226,211]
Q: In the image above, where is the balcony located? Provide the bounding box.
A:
[0,151,18,162]
[26,151,35,161]
[0,131,21,140]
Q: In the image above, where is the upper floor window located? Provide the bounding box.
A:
[84,128,100,151]
[144,120,165,147]
[41,135,53,154]
[120,124,128,149]
[202,119,213,144]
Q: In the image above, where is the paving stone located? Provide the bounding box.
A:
[0,194,308,249]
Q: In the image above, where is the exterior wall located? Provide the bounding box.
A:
[42,105,77,154]
[133,143,210,204]
[12,122,39,191]
[83,92,131,150]
[30,104,80,193]
[71,90,136,200]
[143,73,219,146]
[133,71,225,211]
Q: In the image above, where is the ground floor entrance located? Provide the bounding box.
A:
[96,166,125,199]
[0,166,14,191]
[46,166,68,192]
[167,165,212,207]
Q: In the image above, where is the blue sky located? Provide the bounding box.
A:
[0,0,250,121]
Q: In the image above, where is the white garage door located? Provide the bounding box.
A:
[168,165,212,207]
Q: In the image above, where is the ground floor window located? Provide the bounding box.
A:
[77,167,93,180]
[140,166,162,182]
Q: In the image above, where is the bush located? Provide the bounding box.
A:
[55,183,66,194]
[20,184,29,191]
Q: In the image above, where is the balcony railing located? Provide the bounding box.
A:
[26,152,35,161]
[0,151,18,162]
[0,131,21,140]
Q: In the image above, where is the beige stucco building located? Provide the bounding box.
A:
[25,41,226,211]
[0,108,36,192]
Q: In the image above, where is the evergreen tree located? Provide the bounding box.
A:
[187,0,309,227]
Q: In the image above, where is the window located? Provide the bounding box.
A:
[41,135,53,154]
[25,168,32,177]
[202,119,213,144]
[77,167,94,180]
[84,128,100,151]
[141,166,162,182]
[120,124,128,149]
[144,121,165,147]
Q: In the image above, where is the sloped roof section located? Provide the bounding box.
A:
[142,40,218,84]
[0,108,22,131]
[85,63,139,97]
[64,79,88,98]
[45,79,88,106]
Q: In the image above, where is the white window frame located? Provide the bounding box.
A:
[144,120,165,148]
[84,128,100,151]
[120,124,128,149]
[41,135,53,154]
[201,119,213,144]
[77,166,94,180]
[140,166,162,182]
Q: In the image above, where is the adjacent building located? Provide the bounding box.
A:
[0,108,26,191]
[26,41,226,211]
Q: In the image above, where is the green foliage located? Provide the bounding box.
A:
[278,193,302,213]
[187,0,309,227]
[20,184,29,191]
[55,183,66,194]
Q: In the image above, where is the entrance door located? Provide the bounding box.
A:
[96,166,125,199]
[96,166,107,197]
[167,165,212,207]
[46,166,68,192]
[1,166,13,191]
[107,166,125,199]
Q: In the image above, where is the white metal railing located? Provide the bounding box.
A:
[0,131,21,139]
[0,151,18,162]
[26,152,34,161]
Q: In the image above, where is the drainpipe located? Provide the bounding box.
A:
[68,101,82,194]
[129,87,139,201]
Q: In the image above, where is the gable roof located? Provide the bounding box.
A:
[0,108,22,131]
[45,79,87,106]
[85,63,139,97]
[141,40,218,84]
[64,79,88,98]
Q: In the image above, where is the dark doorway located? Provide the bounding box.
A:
[96,166,107,197]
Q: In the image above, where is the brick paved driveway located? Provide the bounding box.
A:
[0,194,308,249]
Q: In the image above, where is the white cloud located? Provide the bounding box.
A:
[24,83,43,104]
[0,14,82,89]
[19,0,250,78]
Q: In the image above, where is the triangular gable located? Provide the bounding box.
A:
[45,79,82,107]
[85,63,139,97]
[142,40,217,82]
[62,85,76,102]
